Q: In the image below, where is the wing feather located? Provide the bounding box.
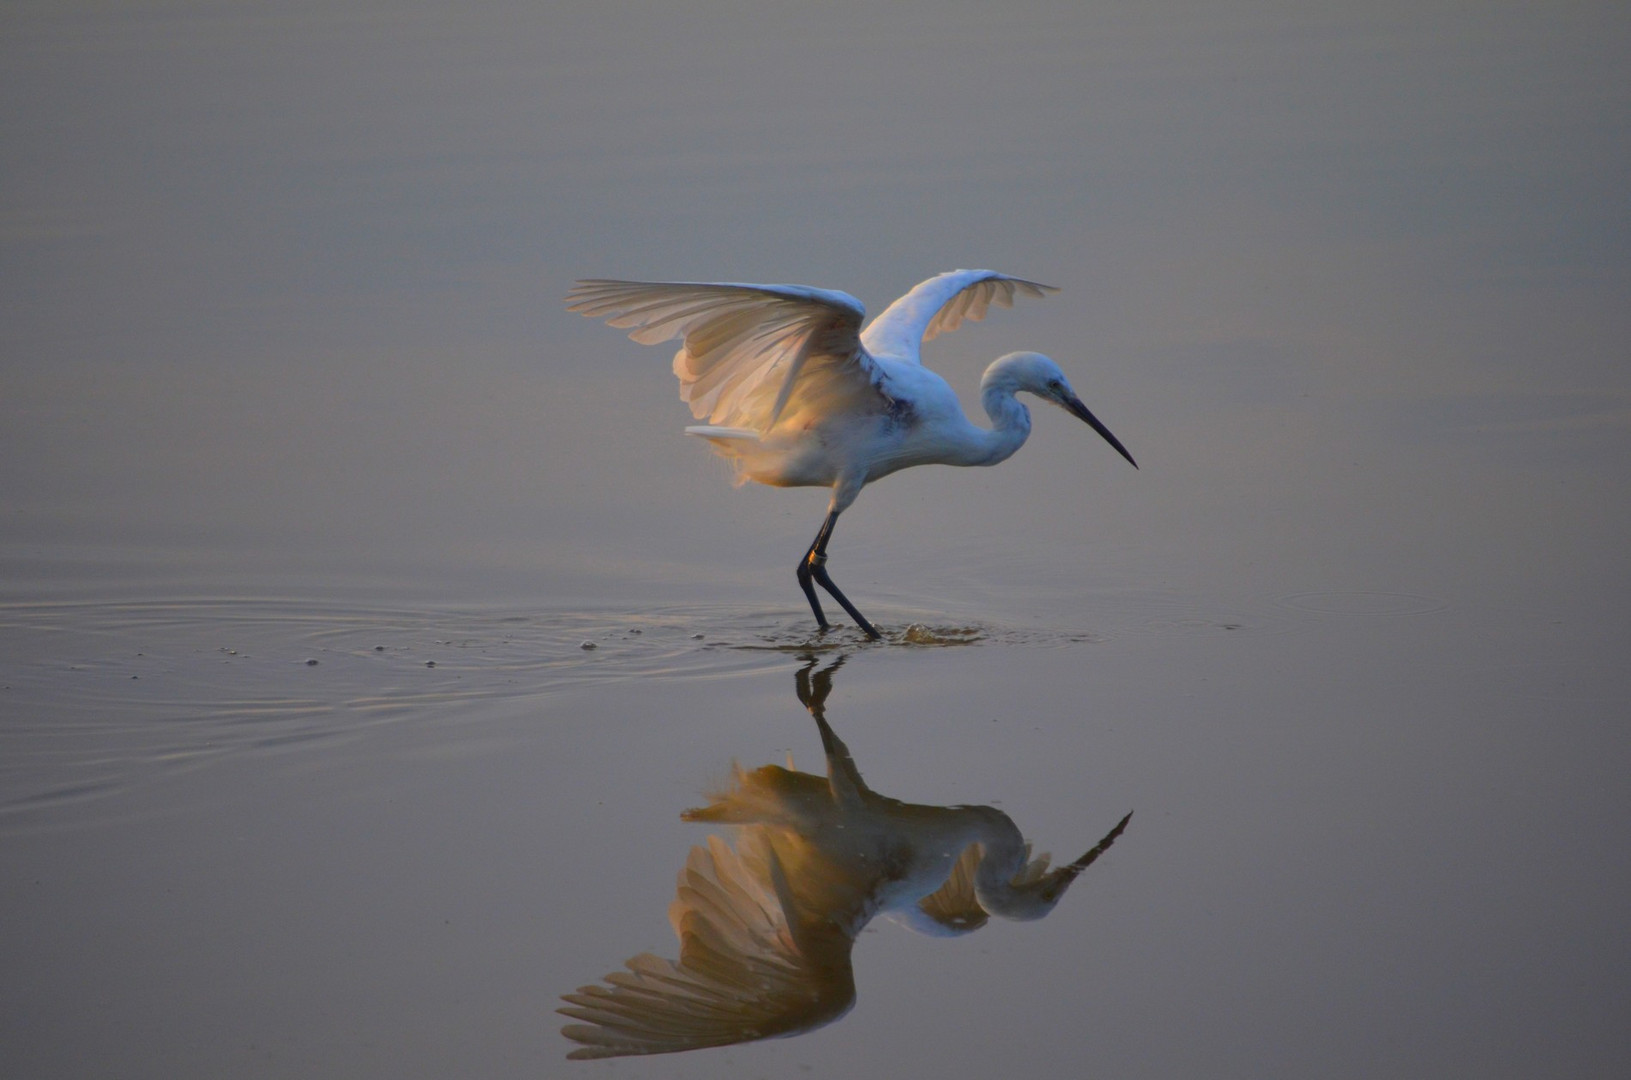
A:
[901,843,990,936]
[859,269,1058,362]
[567,279,880,431]
[559,833,854,1059]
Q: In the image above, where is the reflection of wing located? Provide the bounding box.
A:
[559,834,855,1059]
[860,270,1058,361]
[903,840,1066,935]
[901,843,989,936]
[566,280,882,431]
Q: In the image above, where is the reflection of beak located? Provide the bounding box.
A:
[1058,810,1135,884]
[1064,396,1138,469]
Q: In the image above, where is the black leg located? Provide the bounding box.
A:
[796,533,830,630]
[793,655,869,803]
[794,653,846,716]
[796,510,880,639]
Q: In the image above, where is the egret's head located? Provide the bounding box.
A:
[977,810,1133,922]
[978,862,1088,921]
[993,352,1138,469]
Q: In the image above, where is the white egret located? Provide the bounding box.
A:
[559,657,1131,1058]
[567,269,1137,638]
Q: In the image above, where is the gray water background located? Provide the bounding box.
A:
[3,2,1628,1077]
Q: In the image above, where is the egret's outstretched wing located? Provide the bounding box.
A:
[860,270,1058,362]
[567,280,882,431]
[559,834,855,1059]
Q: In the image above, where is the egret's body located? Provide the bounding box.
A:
[568,269,1137,637]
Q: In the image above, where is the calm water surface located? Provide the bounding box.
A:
[4,2,1629,1078]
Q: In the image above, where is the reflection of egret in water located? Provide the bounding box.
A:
[559,657,1131,1059]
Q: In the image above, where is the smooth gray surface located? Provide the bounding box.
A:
[3,2,1628,1077]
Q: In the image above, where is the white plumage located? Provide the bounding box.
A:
[568,269,1136,637]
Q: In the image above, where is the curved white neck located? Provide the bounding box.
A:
[961,805,1082,921]
[971,379,1032,467]
[966,808,1038,907]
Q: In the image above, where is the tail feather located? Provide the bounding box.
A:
[683,425,765,485]
[680,764,829,826]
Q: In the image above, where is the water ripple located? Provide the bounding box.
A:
[0,596,1108,827]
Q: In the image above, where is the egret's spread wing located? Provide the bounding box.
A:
[559,834,855,1059]
[860,270,1058,362]
[567,279,880,431]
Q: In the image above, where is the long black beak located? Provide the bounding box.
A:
[1065,396,1138,469]
[1062,810,1134,878]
